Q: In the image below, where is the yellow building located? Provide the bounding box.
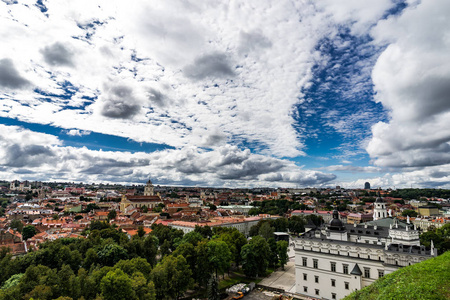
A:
[417,206,440,217]
[120,179,163,212]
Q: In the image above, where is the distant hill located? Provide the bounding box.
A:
[344,251,450,300]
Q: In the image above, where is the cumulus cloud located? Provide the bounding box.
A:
[0,0,428,187]
[0,58,30,89]
[321,165,381,173]
[0,125,336,187]
[0,0,396,159]
[147,88,167,108]
[100,85,141,119]
[238,30,272,55]
[183,53,235,80]
[343,163,450,190]
[64,129,91,136]
[367,0,450,169]
[41,42,75,67]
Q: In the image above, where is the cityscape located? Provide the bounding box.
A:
[0,179,449,299]
[1,0,450,299]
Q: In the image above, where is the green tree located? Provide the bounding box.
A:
[181,231,204,246]
[83,248,98,269]
[248,207,260,216]
[217,229,247,267]
[25,285,53,300]
[195,240,212,287]
[249,236,270,276]
[207,240,232,279]
[172,242,196,277]
[143,235,158,266]
[160,239,172,257]
[57,264,75,297]
[22,225,37,240]
[273,217,289,232]
[267,237,278,268]
[277,240,289,270]
[195,225,213,239]
[402,209,418,217]
[131,271,150,299]
[137,226,146,238]
[101,269,134,300]
[97,244,128,266]
[107,209,117,221]
[1,273,23,290]
[207,275,220,300]
[114,257,152,278]
[151,255,193,299]
[9,219,23,233]
[259,222,274,240]
[241,244,258,277]
[289,215,306,234]
[420,223,450,254]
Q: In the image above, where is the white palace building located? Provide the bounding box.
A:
[294,195,437,300]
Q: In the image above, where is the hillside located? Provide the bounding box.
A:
[344,251,450,300]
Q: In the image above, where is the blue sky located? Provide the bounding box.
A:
[1,0,450,188]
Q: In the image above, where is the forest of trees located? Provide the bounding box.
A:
[388,188,450,200]
[0,219,294,300]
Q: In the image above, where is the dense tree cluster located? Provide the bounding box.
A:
[388,189,450,200]
[0,220,291,299]
[249,199,302,215]
[420,223,450,254]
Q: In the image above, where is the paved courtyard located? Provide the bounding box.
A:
[258,259,296,294]
[258,242,297,294]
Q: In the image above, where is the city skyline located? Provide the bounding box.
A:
[1,0,449,189]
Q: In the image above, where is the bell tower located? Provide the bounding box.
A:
[373,189,387,220]
[144,179,154,196]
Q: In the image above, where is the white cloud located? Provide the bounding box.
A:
[367,0,450,169]
[64,129,91,136]
[0,0,396,160]
[342,164,450,190]
[0,124,335,187]
[320,165,381,173]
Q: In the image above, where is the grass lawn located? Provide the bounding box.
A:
[344,251,450,300]
[218,268,275,290]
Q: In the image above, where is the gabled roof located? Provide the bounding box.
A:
[351,263,362,276]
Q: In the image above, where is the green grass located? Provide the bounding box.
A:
[344,251,450,300]
[218,268,274,290]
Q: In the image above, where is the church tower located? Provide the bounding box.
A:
[144,179,154,196]
[373,190,387,220]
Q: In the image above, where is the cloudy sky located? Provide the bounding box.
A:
[1,0,449,189]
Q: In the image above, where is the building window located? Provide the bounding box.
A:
[313,259,318,269]
[332,293,337,299]
[364,268,371,278]
[378,270,384,278]
[303,286,308,293]
[302,257,307,267]
[345,282,349,290]
[331,279,336,287]
[315,276,319,283]
[303,273,307,281]
[343,264,349,274]
[331,262,336,272]
[315,289,319,296]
